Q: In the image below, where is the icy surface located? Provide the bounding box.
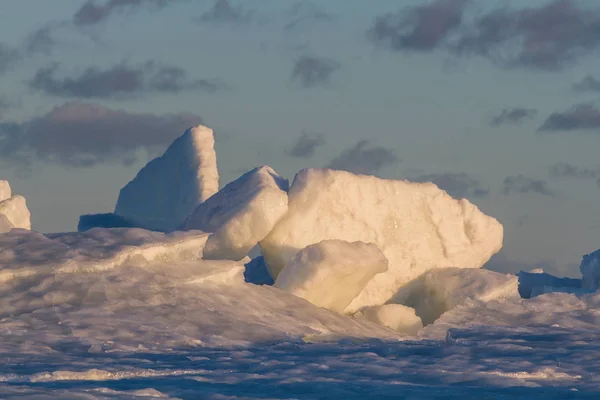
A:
[392,267,519,325]
[115,125,219,232]
[0,180,10,202]
[0,195,31,230]
[355,304,423,335]
[274,240,388,313]
[580,248,600,290]
[261,168,503,313]
[518,270,583,298]
[0,214,13,234]
[78,213,139,231]
[184,166,288,261]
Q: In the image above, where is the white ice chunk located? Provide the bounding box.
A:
[115,125,219,232]
[581,248,600,291]
[260,168,503,313]
[274,240,388,314]
[355,304,423,335]
[0,214,13,233]
[0,195,31,230]
[183,166,288,261]
[392,267,519,325]
[0,180,10,202]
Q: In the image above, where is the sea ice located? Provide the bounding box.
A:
[114,125,219,232]
[260,168,503,313]
[581,248,600,291]
[183,166,288,261]
[0,214,13,234]
[274,240,388,313]
[355,304,423,335]
[0,195,31,230]
[518,270,582,298]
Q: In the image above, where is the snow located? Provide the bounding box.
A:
[355,304,423,335]
[183,166,288,261]
[260,168,503,313]
[114,125,219,232]
[580,248,600,291]
[78,213,138,231]
[0,214,13,234]
[274,240,388,313]
[0,195,31,230]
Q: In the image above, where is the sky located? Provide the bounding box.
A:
[1,0,600,277]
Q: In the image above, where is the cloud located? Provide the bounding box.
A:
[291,55,340,89]
[538,104,600,132]
[284,1,335,32]
[410,172,489,199]
[549,162,600,179]
[23,24,62,55]
[367,0,469,51]
[197,0,253,24]
[491,108,537,126]
[572,75,600,92]
[29,62,227,99]
[502,174,554,197]
[0,102,202,168]
[0,43,19,74]
[327,140,399,176]
[74,0,173,26]
[287,131,326,158]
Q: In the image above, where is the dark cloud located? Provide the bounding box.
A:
[367,0,469,51]
[327,140,399,176]
[284,1,335,32]
[197,0,253,24]
[23,24,61,55]
[573,75,600,92]
[491,108,537,126]
[502,174,554,197]
[74,0,173,26]
[291,55,339,89]
[538,104,600,132]
[29,62,226,99]
[549,162,600,179]
[0,44,19,74]
[410,172,489,199]
[0,101,202,168]
[287,131,326,158]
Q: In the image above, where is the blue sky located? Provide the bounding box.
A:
[2,0,600,276]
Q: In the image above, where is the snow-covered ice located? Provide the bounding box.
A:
[274,240,388,313]
[260,168,503,313]
[0,192,31,230]
[355,304,423,335]
[0,214,13,233]
[518,269,583,298]
[114,125,219,232]
[581,248,600,291]
[0,180,10,202]
[184,166,288,261]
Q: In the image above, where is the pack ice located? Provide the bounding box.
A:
[0,180,31,230]
[183,166,289,261]
[114,125,219,232]
[260,168,503,313]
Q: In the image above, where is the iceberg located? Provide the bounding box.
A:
[274,240,388,313]
[77,213,138,232]
[183,166,288,261]
[581,248,600,291]
[260,168,503,313]
[355,304,423,335]
[0,180,10,202]
[0,189,31,230]
[114,125,219,232]
[0,214,13,234]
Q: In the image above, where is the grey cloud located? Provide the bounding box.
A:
[29,62,227,99]
[0,43,19,74]
[367,0,469,51]
[491,108,537,126]
[549,162,600,179]
[284,1,335,32]
[573,75,600,92]
[197,0,253,24]
[502,174,554,197]
[287,131,326,158]
[291,55,339,89]
[328,140,399,176]
[0,101,202,168]
[24,24,61,55]
[74,0,173,26]
[410,172,489,199]
[538,104,600,132]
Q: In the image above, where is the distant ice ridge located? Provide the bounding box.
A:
[581,248,600,291]
[183,166,289,261]
[260,168,503,313]
[0,180,31,231]
[114,125,219,232]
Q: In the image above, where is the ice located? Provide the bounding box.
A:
[580,248,600,291]
[355,304,423,335]
[0,180,10,202]
[243,256,274,285]
[183,166,288,261]
[518,270,583,298]
[260,168,503,313]
[0,214,13,234]
[0,195,31,230]
[392,267,519,325]
[274,240,388,313]
[114,125,219,232]
[78,213,138,231]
